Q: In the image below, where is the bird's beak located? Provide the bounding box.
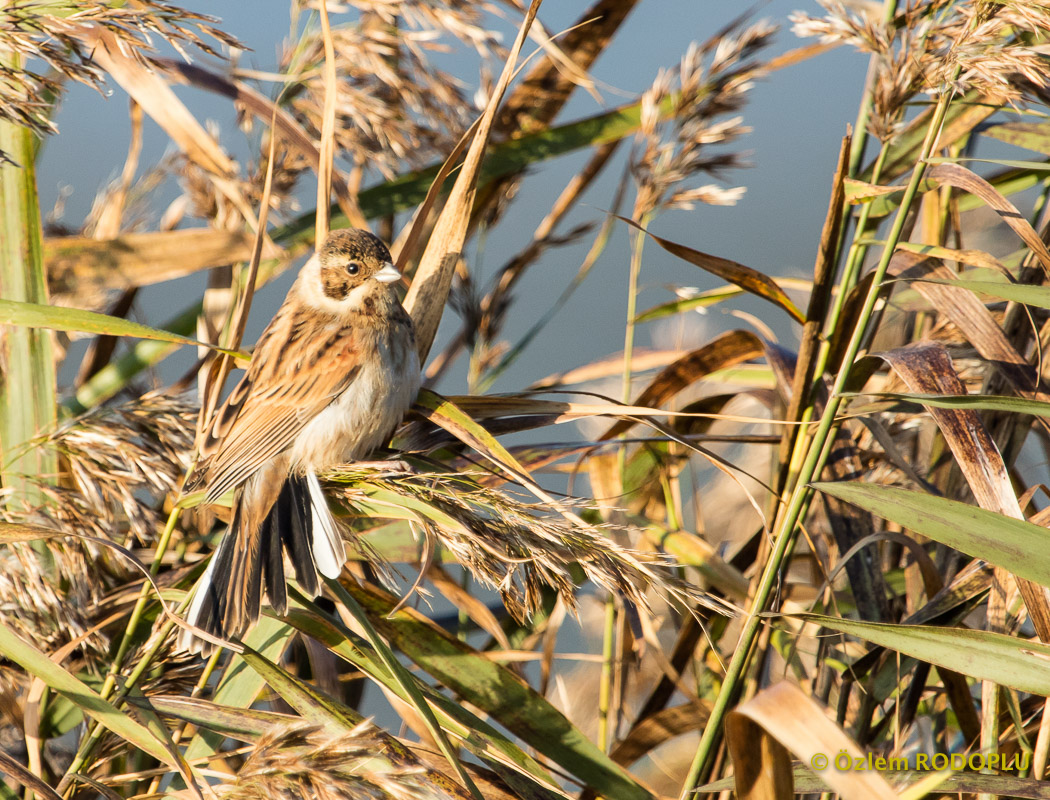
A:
[374,262,402,284]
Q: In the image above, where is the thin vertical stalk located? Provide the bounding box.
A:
[621,224,648,415]
[597,596,617,751]
[603,219,649,749]
[680,87,956,798]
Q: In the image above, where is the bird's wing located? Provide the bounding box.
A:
[188,305,361,503]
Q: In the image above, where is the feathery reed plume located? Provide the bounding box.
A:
[631,19,776,218]
[792,1,1050,140]
[331,469,737,621]
[218,721,466,800]
[0,2,237,138]
[0,394,195,656]
[38,393,194,543]
[283,1,503,179]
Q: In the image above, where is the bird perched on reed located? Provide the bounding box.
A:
[179,228,420,653]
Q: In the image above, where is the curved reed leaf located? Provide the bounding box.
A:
[812,482,1050,587]
[616,216,805,324]
[789,612,1050,697]
[852,391,1050,417]
[0,298,245,356]
[282,599,567,796]
[911,277,1050,310]
[727,682,897,800]
[183,614,294,762]
[342,581,655,800]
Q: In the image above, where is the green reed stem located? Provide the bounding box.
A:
[602,218,649,750]
[679,85,956,799]
[597,596,617,752]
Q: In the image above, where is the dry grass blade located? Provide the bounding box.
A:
[780,135,850,483]
[878,342,1050,643]
[616,216,805,324]
[893,242,1010,275]
[531,348,688,388]
[403,0,542,362]
[726,682,897,800]
[0,749,62,800]
[440,393,783,427]
[601,329,765,439]
[888,252,1047,403]
[79,28,234,179]
[45,229,283,296]
[495,0,638,135]
[928,162,1050,277]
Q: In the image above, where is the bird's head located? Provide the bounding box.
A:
[317,228,401,300]
[297,228,404,314]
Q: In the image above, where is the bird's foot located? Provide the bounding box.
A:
[351,458,414,474]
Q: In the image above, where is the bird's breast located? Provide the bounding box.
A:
[289,322,420,472]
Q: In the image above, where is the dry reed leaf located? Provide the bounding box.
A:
[609,703,710,767]
[496,0,638,135]
[616,216,806,324]
[878,342,1050,642]
[46,229,283,295]
[444,394,786,428]
[0,749,62,800]
[80,28,234,178]
[783,135,850,469]
[888,252,1046,402]
[601,329,765,439]
[403,0,542,361]
[726,681,897,800]
[928,162,1050,277]
[893,242,1010,275]
[844,178,906,202]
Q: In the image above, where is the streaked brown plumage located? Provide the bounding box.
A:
[179,228,419,653]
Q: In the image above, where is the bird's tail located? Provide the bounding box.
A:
[178,472,346,654]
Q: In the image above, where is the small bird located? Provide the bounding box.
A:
[179,228,420,653]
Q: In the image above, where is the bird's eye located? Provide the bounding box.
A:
[347,261,361,276]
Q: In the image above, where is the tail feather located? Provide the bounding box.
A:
[263,496,288,614]
[281,475,320,596]
[180,473,347,655]
[306,472,346,579]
